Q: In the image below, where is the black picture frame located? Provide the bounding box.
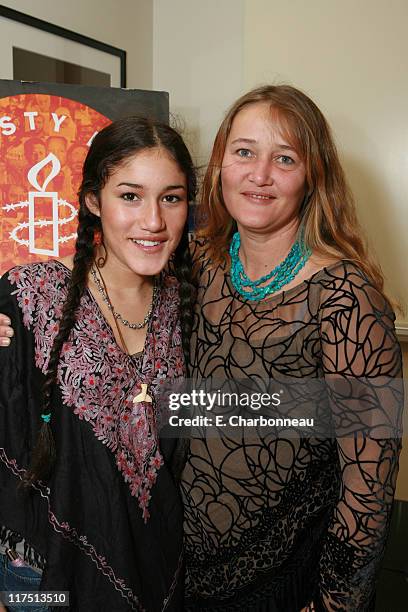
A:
[0,5,126,87]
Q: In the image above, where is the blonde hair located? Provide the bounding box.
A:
[198,85,389,301]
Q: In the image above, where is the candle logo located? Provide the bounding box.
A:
[4,153,77,257]
[0,93,111,275]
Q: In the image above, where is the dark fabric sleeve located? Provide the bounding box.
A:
[0,272,40,461]
[315,264,403,611]
[0,272,47,558]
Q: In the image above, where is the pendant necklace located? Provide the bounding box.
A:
[90,265,157,402]
[229,231,312,301]
[133,383,153,404]
[90,266,157,330]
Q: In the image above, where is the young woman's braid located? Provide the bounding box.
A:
[169,227,195,481]
[24,208,100,485]
[173,227,195,373]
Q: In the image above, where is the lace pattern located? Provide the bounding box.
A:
[181,258,402,610]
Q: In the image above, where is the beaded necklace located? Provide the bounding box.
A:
[229,231,311,301]
[90,266,157,330]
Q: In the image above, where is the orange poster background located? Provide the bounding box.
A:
[0,94,111,275]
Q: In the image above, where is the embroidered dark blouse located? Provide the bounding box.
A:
[0,261,185,611]
[181,258,403,611]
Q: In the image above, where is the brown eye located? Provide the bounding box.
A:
[121,192,139,202]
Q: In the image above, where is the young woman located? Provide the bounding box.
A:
[0,116,196,611]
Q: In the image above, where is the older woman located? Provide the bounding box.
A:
[0,86,402,612]
[180,86,402,611]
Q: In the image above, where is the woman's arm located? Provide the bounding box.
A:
[316,265,402,611]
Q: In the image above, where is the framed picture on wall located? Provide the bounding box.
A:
[0,5,126,88]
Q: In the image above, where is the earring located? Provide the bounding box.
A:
[93,228,106,267]
[93,229,102,246]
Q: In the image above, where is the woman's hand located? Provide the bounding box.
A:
[0,314,13,346]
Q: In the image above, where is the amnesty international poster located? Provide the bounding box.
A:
[0,80,168,275]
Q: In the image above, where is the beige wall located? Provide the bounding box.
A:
[153,0,245,165]
[1,0,153,89]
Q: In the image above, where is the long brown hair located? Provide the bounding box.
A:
[198,85,387,299]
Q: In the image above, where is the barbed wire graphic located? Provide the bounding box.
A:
[2,199,78,247]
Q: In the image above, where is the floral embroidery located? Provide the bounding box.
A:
[9,261,185,521]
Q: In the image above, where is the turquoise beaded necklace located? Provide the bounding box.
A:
[229,231,312,301]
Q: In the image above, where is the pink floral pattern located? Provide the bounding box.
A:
[9,261,185,521]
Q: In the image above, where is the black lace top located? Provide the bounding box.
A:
[181,256,402,612]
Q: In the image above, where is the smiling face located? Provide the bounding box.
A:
[221,102,307,235]
[86,147,188,279]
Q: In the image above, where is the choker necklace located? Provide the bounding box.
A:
[229,231,311,301]
[90,266,157,330]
